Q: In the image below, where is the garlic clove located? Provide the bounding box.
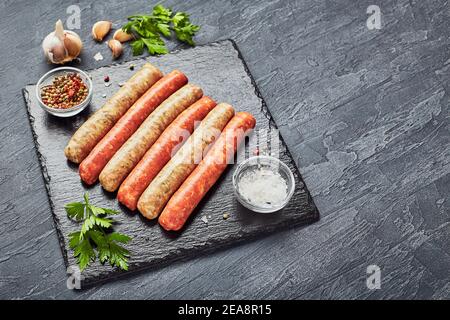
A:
[113,29,134,43]
[49,42,67,63]
[64,31,83,58]
[92,21,112,41]
[108,39,123,59]
[54,19,65,41]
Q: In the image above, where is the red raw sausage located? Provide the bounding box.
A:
[99,84,203,192]
[137,103,235,220]
[117,96,217,210]
[158,112,256,231]
[79,70,188,185]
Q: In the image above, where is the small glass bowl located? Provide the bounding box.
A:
[35,67,93,117]
[232,156,295,213]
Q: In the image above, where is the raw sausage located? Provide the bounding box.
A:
[79,70,188,185]
[159,112,256,231]
[137,103,235,220]
[117,96,217,210]
[99,84,203,192]
[64,63,162,163]
[99,84,202,192]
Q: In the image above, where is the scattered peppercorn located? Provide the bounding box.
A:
[40,72,88,110]
[104,75,110,82]
[129,64,135,71]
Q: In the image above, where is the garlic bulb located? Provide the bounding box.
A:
[92,21,112,41]
[108,39,123,59]
[42,20,83,64]
[113,29,134,43]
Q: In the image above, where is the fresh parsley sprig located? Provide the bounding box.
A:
[122,4,200,56]
[65,193,131,271]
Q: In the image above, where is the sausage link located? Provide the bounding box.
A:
[117,96,217,210]
[79,70,188,185]
[99,84,203,192]
[158,112,256,231]
[64,63,162,163]
[137,103,235,220]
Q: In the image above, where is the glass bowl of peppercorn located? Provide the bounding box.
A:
[35,67,93,117]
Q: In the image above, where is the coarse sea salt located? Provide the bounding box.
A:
[237,167,288,208]
[93,52,104,61]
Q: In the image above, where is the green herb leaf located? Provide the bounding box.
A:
[88,229,106,247]
[88,230,110,263]
[107,232,132,244]
[89,204,120,216]
[122,21,134,34]
[81,215,95,235]
[152,4,172,37]
[131,39,145,55]
[157,23,171,37]
[98,245,111,264]
[83,192,89,206]
[72,236,96,271]
[122,4,200,56]
[101,207,121,215]
[66,193,131,272]
[172,12,200,46]
[132,21,156,38]
[68,231,82,249]
[90,214,113,229]
[65,202,85,221]
[108,241,130,271]
[152,4,172,20]
[142,37,168,55]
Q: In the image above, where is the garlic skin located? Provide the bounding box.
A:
[42,20,83,64]
[113,29,134,43]
[92,21,112,41]
[108,39,123,59]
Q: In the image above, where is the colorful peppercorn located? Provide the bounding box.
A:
[40,73,88,109]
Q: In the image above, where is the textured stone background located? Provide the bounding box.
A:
[0,0,449,299]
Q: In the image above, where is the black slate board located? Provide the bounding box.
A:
[23,40,319,286]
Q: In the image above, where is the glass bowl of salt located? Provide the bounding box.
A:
[232,156,295,213]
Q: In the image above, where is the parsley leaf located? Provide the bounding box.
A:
[157,23,171,38]
[89,205,119,216]
[90,215,114,229]
[83,192,90,206]
[69,232,95,271]
[108,241,130,271]
[80,215,95,235]
[122,4,200,56]
[65,202,85,221]
[66,193,132,272]
[153,4,172,19]
[131,39,145,55]
[142,37,168,55]
[107,232,132,244]
[152,4,172,37]
[172,12,200,46]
